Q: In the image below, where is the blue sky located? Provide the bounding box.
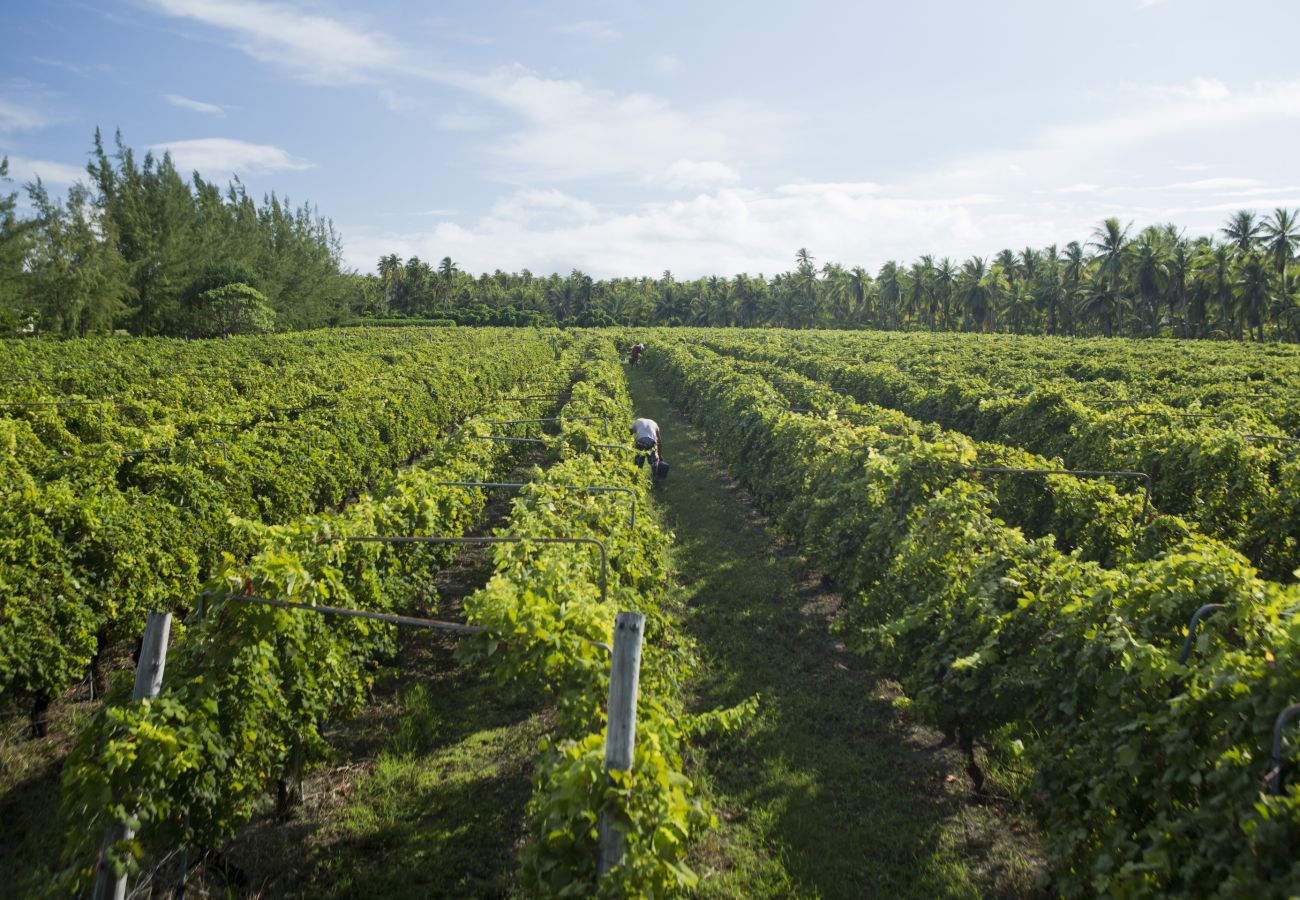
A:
[3,0,1299,277]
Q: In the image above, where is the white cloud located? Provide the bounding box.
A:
[144,0,416,85]
[164,93,226,115]
[460,65,788,183]
[339,74,1300,279]
[434,111,493,131]
[650,53,682,76]
[148,137,312,176]
[1166,177,1262,191]
[556,20,621,40]
[0,96,52,132]
[653,159,741,190]
[3,155,85,186]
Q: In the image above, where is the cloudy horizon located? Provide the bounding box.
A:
[3,0,1299,278]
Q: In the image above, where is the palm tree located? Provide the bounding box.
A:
[848,266,872,326]
[1221,210,1263,253]
[1060,241,1086,336]
[1261,208,1299,338]
[1088,217,1131,337]
[1035,245,1062,335]
[1127,228,1169,337]
[1236,253,1271,342]
[933,258,957,331]
[958,256,989,331]
[438,256,459,311]
[877,261,904,330]
[1196,243,1235,338]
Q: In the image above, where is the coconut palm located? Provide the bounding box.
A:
[1236,253,1271,342]
[1088,218,1131,337]
[1127,228,1169,337]
[933,258,957,330]
[1261,208,1299,337]
[959,256,990,331]
[1222,210,1263,254]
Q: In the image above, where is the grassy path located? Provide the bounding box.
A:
[626,366,1044,899]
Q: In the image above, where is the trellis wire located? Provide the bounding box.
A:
[433,480,637,528]
[341,534,609,603]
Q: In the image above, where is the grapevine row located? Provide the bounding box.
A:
[692,328,1300,580]
[644,337,1300,897]
[0,328,565,726]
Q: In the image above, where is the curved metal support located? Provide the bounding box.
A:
[1243,433,1300,446]
[343,534,609,603]
[434,481,636,529]
[469,435,549,445]
[1178,603,1227,663]
[232,593,484,634]
[487,415,612,436]
[963,466,1152,522]
[1268,703,1300,795]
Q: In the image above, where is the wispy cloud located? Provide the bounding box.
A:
[1166,177,1262,191]
[652,159,741,191]
[0,99,50,132]
[650,53,682,76]
[556,20,621,40]
[462,65,790,183]
[148,137,312,176]
[3,155,85,186]
[1054,183,1101,193]
[140,0,778,188]
[32,57,113,78]
[164,93,226,115]
[143,0,417,84]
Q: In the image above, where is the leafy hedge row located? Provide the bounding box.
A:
[693,329,1300,581]
[645,337,1300,897]
[457,342,742,896]
[689,346,1194,571]
[57,345,579,891]
[0,329,564,720]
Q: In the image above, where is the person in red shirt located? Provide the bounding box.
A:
[629,342,645,366]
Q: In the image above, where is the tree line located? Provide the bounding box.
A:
[0,131,363,338]
[3,133,1296,341]
[366,211,1300,340]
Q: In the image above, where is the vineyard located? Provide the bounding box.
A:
[1,326,1299,897]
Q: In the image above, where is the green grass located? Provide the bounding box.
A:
[626,366,1045,899]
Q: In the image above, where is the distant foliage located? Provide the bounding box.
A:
[367,212,1300,341]
[0,132,360,337]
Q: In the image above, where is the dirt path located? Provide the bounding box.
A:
[625,366,1044,899]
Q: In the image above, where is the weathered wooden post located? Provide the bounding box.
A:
[92,611,172,900]
[597,611,645,877]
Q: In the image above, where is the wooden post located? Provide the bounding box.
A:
[92,612,172,900]
[597,611,644,878]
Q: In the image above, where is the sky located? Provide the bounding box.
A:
[2,0,1300,278]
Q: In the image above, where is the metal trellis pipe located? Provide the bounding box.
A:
[963,466,1153,522]
[433,480,637,529]
[1243,433,1300,446]
[342,535,609,603]
[486,415,613,436]
[1268,703,1300,795]
[232,593,484,633]
[1178,603,1227,664]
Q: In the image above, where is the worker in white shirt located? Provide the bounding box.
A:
[630,416,665,477]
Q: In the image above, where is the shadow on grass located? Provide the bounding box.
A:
[626,366,1044,900]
